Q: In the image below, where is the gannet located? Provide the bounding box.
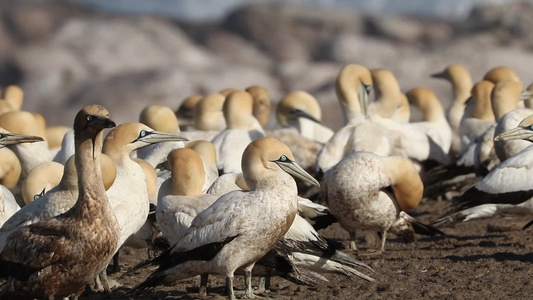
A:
[369,68,408,122]
[52,129,75,165]
[435,115,533,227]
[0,152,116,253]
[391,93,410,123]
[405,87,452,156]
[45,125,70,150]
[31,113,47,144]
[0,111,53,177]
[276,91,334,144]
[0,148,22,191]
[185,140,218,193]
[323,151,442,254]
[483,66,521,84]
[212,90,265,174]
[132,137,319,300]
[194,93,226,132]
[431,64,473,154]
[1,85,23,111]
[21,161,64,205]
[316,64,372,171]
[459,80,495,149]
[176,94,203,130]
[493,81,533,162]
[137,105,187,167]
[104,122,188,251]
[246,85,271,128]
[0,129,43,225]
[0,105,119,299]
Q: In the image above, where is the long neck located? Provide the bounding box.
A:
[72,131,108,217]
[452,77,472,105]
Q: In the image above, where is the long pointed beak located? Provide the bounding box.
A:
[494,127,533,142]
[275,160,320,187]
[290,108,321,124]
[520,90,533,101]
[91,116,116,130]
[135,131,188,145]
[430,70,446,79]
[359,83,370,117]
[0,133,44,147]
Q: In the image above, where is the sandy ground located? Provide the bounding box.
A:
[73,199,533,300]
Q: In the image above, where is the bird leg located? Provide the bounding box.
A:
[111,251,121,273]
[199,274,209,297]
[360,231,387,256]
[226,276,236,300]
[243,263,255,298]
[99,268,111,293]
[349,231,358,251]
[256,276,271,294]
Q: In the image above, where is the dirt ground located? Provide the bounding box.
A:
[80,200,533,300]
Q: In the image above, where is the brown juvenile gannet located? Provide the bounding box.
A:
[0,111,53,177]
[0,105,119,299]
[1,85,24,111]
[185,140,218,193]
[211,90,265,174]
[132,137,319,300]
[431,64,473,155]
[21,161,64,205]
[323,151,443,254]
[369,68,409,123]
[435,115,533,227]
[137,105,187,167]
[0,153,116,252]
[275,91,334,144]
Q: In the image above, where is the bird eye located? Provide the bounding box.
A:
[139,130,147,138]
[530,125,533,131]
[280,155,287,162]
[86,115,93,122]
[0,134,5,139]
[364,84,372,94]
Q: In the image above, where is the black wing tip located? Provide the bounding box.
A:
[412,220,446,236]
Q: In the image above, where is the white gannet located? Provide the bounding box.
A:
[0,105,120,299]
[323,151,443,253]
[137,105,187,167]
[431,64,473,155]
[435,115,533,227]
[246,85,271,128]
[52,129,75,165]
[176,94,203,130]
[104,123,188,251]
[459,80,495,149]
[369,68,409,123]
[133,158,158,206]
[405,87,452,156]
[0,129,43,226]
[211,90,265,174]
[276,91,334,144]
[132,137,319,300]
[1,85,23,111]
[185,140,218,193]
[0,111,52,177]
[493,81,533,162]
[194,93,226,132]
[21,161,64,205]
[484,66,521,84]
[316,64,372,172]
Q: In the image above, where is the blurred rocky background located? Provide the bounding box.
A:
[2,0,533,129]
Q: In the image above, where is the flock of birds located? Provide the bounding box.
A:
[0,62,531,299]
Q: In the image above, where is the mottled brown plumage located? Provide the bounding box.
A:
[0,105,120,299]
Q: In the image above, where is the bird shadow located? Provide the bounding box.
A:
[443,252,533,263]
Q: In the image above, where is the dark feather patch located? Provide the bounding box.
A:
[454,187,533,212]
